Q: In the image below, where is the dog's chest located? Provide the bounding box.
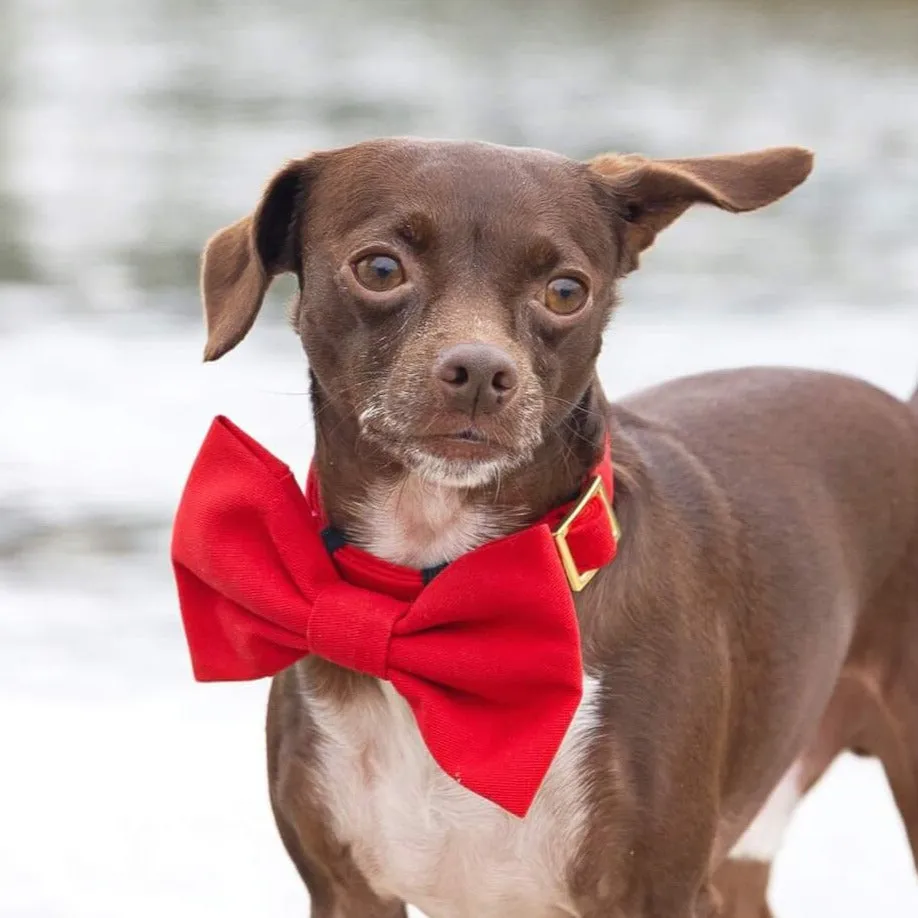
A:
[307,678,598,918]
[309,478,598,917]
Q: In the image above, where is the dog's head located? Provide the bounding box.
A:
[201,138,811,487]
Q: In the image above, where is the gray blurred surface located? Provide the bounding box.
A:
[1,1,917,915]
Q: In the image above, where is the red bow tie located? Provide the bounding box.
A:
[171,417,619,817]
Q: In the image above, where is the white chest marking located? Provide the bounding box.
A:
[729,761,803,863]
[348,471,514,569]
[308,475,597,916]
[305,675,600,918]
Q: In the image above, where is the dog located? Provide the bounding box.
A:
[194,138,918,917]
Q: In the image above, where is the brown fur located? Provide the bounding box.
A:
[199,137,918,917]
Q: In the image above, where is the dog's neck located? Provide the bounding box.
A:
[310,376,610,569]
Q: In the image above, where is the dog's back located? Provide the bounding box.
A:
[619,366,918,796]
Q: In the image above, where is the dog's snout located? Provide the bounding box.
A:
[434,343,519,416]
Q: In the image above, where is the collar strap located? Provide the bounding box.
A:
[320,525,449,585]
[305,440,618,597]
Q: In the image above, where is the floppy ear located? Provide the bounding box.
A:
[588,147,814,274]
[201,158,314,361]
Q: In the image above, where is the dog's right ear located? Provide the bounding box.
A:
[201,158,315,361]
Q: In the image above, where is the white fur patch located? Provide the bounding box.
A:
[304,674,601,918]
[405,448,512,489]
[348,471,516,568]
[729,761,803,862]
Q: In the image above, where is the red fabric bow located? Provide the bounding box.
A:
[171,416,618,817]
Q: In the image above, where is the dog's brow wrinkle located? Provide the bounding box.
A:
[396,212,435,250]
[524,237,561,275]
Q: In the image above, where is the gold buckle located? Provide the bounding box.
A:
[552,475,620,593]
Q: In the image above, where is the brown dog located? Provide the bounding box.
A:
[198,138,918,917]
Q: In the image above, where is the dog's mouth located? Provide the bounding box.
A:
[449,428,487,442]
[416,428,506,462]
[358,401,541,485]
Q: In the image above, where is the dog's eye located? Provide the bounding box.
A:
[545,276,588,315]
[353,254,405,292]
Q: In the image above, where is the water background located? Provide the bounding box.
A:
[2,1,918,914]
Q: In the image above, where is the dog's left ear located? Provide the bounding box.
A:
[588,147,813,274]
[200,157,318,361]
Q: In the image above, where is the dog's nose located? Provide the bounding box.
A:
[434,343,519,416]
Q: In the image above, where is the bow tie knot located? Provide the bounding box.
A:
[309,581,400,680]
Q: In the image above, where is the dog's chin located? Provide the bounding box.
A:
[360,421,537,488]
[405,450,511,489]
[388,435,529,488]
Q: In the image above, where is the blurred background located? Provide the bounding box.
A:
[2,0,917,915]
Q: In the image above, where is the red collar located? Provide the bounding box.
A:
[302,443,618,601]
[171,416,619,816]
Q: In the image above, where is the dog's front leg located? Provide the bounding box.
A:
[271,795,408,918]
[573,691,727,918]
[267,674,408,918]
[710,860,772,918]
[577,881,722,918]
[573,833,724,918]
[650,881,724,918]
